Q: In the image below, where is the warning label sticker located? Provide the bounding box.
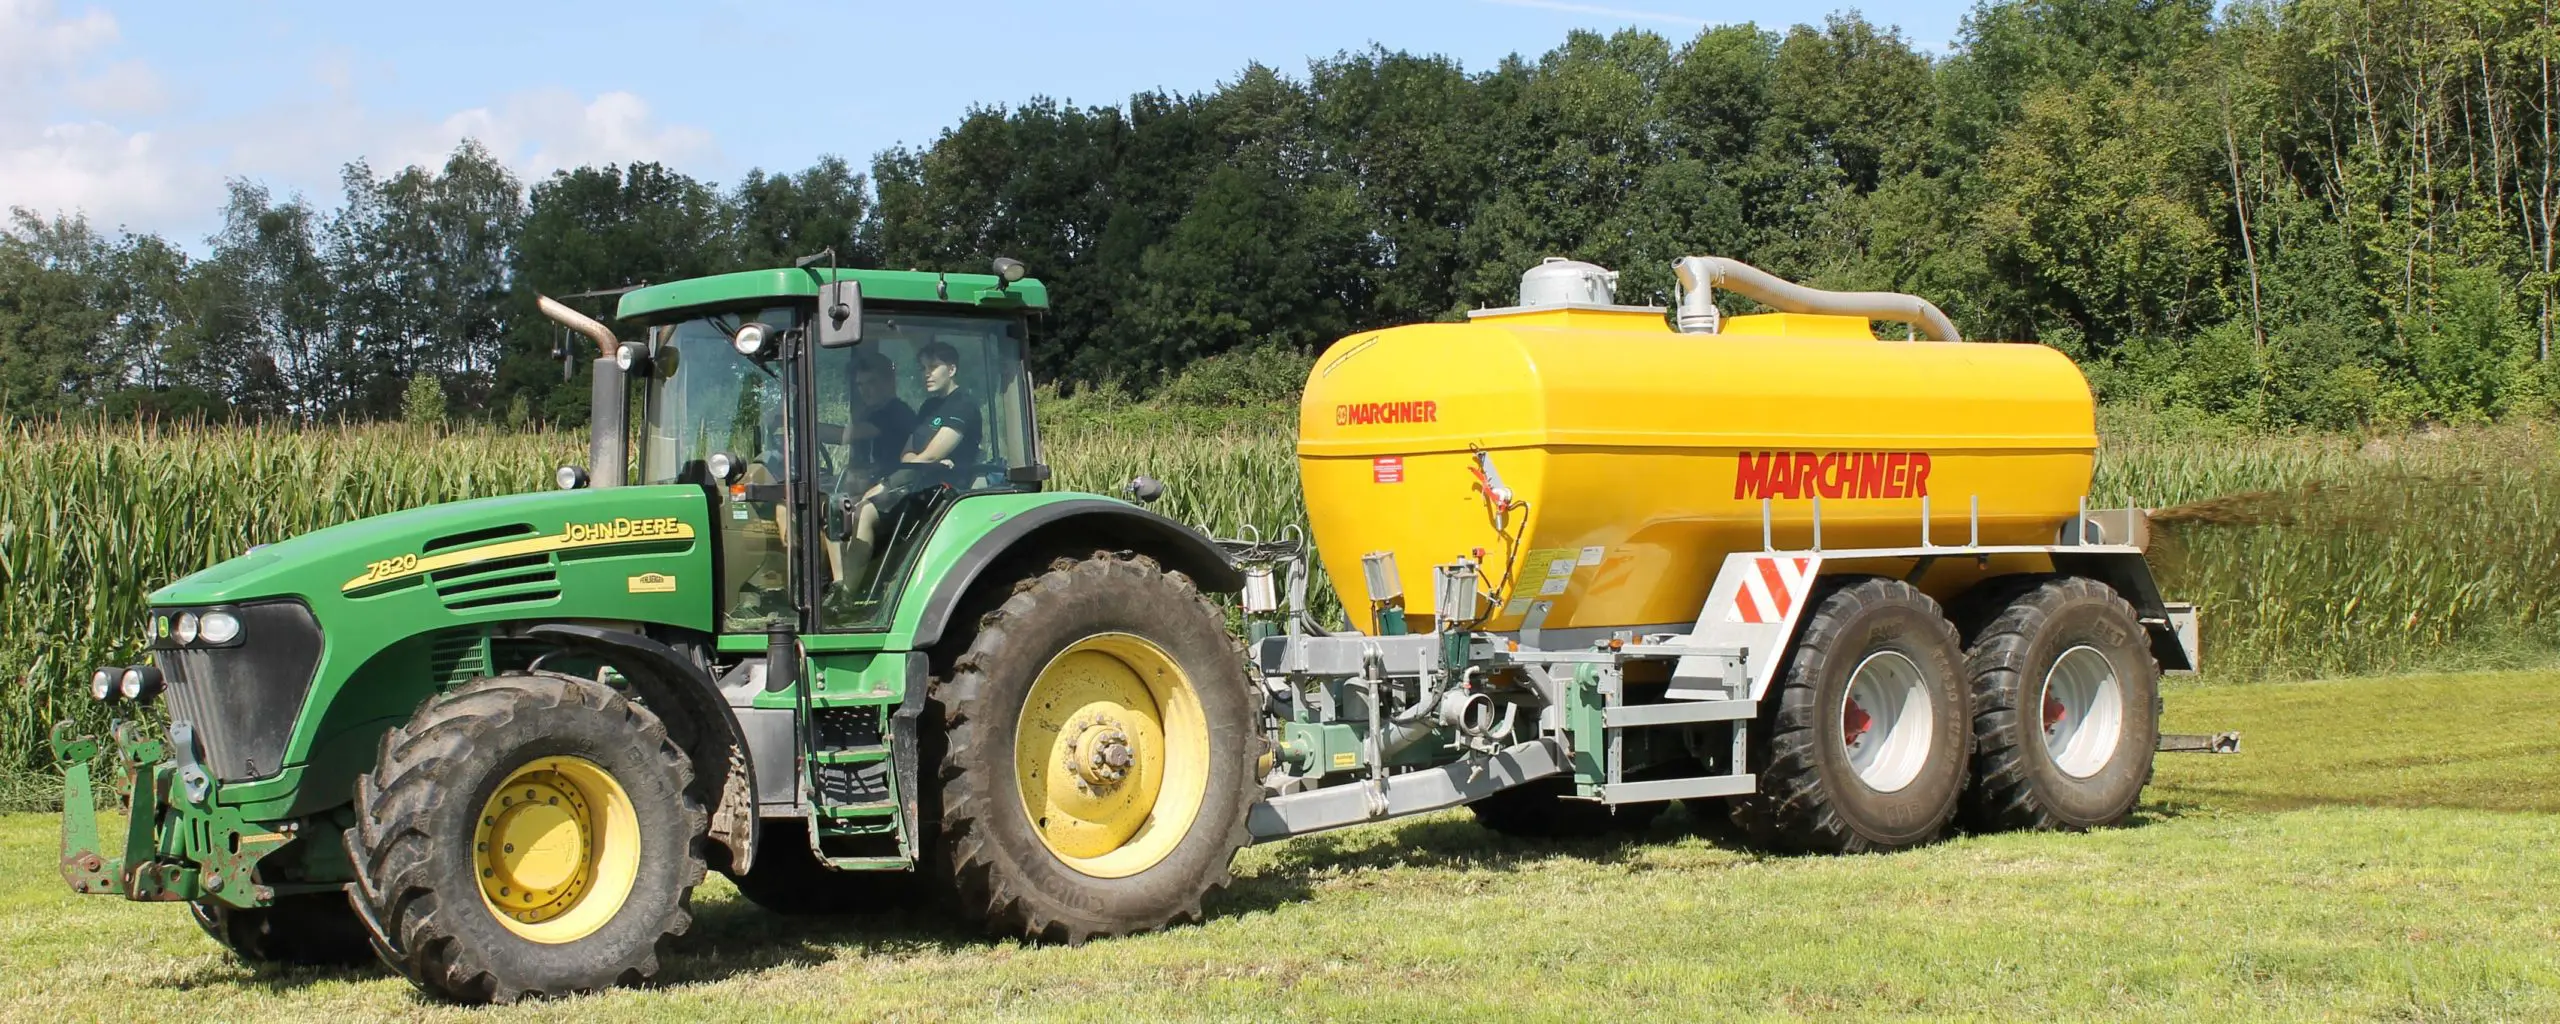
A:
[1521,548,1574,577]
[1538,577,1571,596]
[1579,545,1606,566]
[1372,456,1403,484]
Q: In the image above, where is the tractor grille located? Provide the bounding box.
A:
[430,554,561,611]
[426,629,488,687]
[159,600,325,782]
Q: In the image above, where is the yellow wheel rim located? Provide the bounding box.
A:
[1014,633,1210,879]
[472,756,640,944]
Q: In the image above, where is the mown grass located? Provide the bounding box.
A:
[5,413,2558,775]
[0,671,2552,1022]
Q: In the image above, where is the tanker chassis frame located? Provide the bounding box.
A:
[1235,497,2206,846]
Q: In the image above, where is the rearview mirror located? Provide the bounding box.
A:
[816,279,862,348]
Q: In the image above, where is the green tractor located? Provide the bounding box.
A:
[59,259,1260,1002]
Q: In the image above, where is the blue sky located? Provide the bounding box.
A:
[3,0,1979,244]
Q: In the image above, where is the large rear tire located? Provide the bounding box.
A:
[344,672,704,1004]
[1729,578,1970,854]
[1960,577,2160,832]
[934,552,1257,943]
[189,892,374,967]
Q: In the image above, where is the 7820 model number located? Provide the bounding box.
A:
[352,553,421,586]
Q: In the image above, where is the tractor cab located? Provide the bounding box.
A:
[613,267,1047,633]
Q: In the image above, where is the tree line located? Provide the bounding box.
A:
[6,0,2560,429]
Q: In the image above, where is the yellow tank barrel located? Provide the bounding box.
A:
[1296,259,2097,633]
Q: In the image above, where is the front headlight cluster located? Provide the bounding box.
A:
[89,664,162,703]
[155,608,244,649]
[91,604,250,705]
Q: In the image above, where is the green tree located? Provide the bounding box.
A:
[500,160,724,423]
[1973,76,2226,351]
[401,372,447,429]
[0,212,121,415]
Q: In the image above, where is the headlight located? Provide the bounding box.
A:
[614,340,650,374]
[90,668,119,702]
[556,465,591,490]
[732,322,772,358]
[197,611,241,646]
[119,665,163,702]
[174,612,200,645]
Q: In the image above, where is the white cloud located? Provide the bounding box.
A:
[429,89,715,178]
[68,58,168,116]
[1478,0,1709,29]
[0,0,116,81]
[0,1,715,241]
[0,120,179,229]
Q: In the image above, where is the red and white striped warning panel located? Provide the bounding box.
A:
[1726,556,1814,624]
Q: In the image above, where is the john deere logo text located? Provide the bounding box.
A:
[1735,451,1933,500]
[1335,400,1438,426]
[564,517,686,543]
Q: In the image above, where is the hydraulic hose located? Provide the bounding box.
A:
[1672,254,1962,342]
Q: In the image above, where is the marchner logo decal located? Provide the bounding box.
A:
[1336,400,1438,426]
[1735,451,1933,500]
[343,516,699,592]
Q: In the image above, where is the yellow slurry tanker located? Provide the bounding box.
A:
[1239,254,2202,851]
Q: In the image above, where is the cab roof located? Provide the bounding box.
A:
[616,267,1049,324]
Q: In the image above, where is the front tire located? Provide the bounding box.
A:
[1960,577,2160,832]
[344,672,704,1004]
[934,552,1258,943]
[1730,578,1970,854]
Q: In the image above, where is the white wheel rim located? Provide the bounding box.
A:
[2039,645,2125,778]
[1839,650,1935,793]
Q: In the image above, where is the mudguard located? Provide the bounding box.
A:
[519,623,757,870]
[909,498,1241,650]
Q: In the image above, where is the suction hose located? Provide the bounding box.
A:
[1672,254,1962,342]
[538,295,628,488]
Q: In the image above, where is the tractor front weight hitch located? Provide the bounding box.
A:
[52,719,122,897]
[52,718,278,907]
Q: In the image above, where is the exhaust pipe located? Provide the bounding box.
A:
[538,295,628,488]
[1672,255,1962,342]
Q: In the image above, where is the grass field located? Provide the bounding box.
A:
[3,670,2553,1022]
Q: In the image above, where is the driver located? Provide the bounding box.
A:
[821,349,916,592]
[835,349,916,484]
[826,341,980,612]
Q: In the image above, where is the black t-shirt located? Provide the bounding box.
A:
[856,400,916,468]
[906,388,980,467]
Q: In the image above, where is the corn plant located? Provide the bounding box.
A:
[5,414,2557,774]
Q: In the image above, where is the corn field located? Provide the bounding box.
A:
[4,416,2557,776]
